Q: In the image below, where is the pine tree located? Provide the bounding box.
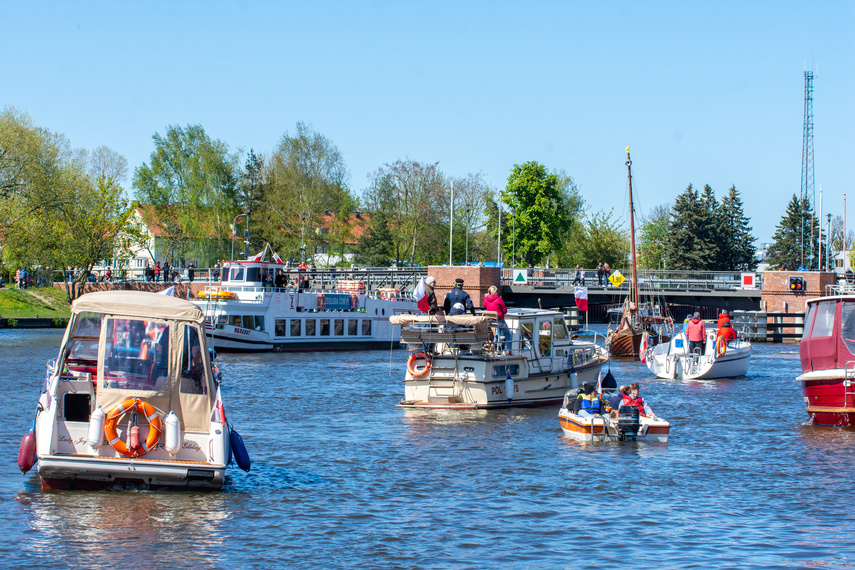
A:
[717,185,757,271]
[665,184,710,270]
[353,213,393,267]
[768,194,820,270]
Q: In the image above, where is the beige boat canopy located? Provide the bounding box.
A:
[72,290,204,323]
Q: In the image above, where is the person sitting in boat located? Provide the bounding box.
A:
[448,302,467,316]
[686,312,706,355]
[716,321,738,344]
[576,383,605,417]
[609,385,627,410]
[621,382,654,417]
[443,278,475,316]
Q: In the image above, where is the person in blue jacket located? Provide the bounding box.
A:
[443,278,475,316]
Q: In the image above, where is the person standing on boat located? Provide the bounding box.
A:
[686,312,706,355]
[443,278,475,316]
[484,285,509,351]
[424,276,442,315]
[275,269,287,289]
[717,310,731,329]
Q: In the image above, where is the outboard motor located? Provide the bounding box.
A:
[617,406,640,440]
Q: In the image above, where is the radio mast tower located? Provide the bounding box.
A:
[801,70,816,268]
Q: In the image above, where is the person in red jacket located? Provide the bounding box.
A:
[716,321,738,344]
[717,311,731,329]
[483,285,509,351]
[621,382,653,417]
[686,312,706,355]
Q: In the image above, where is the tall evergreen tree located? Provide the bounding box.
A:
[768,194,820,270]
[664,184,712,270]
[717,185,757,270]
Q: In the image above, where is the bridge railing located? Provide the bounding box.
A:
[500,269,754,291]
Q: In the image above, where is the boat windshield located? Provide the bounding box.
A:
[841,303,855,354]
[810,301,836,339]
[103,318,170,391]
[553,318,568,340]
[801,303,816,341]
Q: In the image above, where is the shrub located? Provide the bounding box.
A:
[7,318,17,328]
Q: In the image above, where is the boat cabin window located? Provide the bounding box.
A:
[493,364,520,378]
[290,319,301,336]
[103,318,169,391]
[179,324,206,395]
[306,319,317,336]
[361,319,372,336]
[553,318,568,340]
[275,319,287,337]
[245,267,261,283]
[841,304,855,353]
[229,267,244,282]
[320,319,330,336]
[810,301,836,338]
[520,322,534,350]
[538,321,553,356]
[801,303,816,341]
[348,319,358,335]
[334,319,344,336]
[65,311,104,365]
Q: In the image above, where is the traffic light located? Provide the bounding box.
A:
[789,276,804,291]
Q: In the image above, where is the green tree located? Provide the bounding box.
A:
[502,161,568,267]
[638,204,670,270]
[550,171,586,268]
[132,124,240,265]
[768,194,820,270]
[354,213,393,266]
[717,185,757,271]
[664,184,714,270]
[576,209,629,269]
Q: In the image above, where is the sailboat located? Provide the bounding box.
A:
[607,148,672,357]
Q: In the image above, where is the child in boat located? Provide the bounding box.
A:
[621,382,655,417]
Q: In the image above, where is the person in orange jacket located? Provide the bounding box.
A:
[717,310,731,329]
[716,321,738,344]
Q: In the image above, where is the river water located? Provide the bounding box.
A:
[2,326,854,569]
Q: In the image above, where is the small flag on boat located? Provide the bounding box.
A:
[272,251,284,264]
[609,270,625,287]
[574,286,588,312]
[248,249,265,262]
[413,277,430,313]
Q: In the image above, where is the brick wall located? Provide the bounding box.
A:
[760,271,836,313]
[428,265,502,308]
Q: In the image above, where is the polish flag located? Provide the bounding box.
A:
[574,286,588,312]
[272,252,284,264]
[414,277,430,313]
[248,250,264,262]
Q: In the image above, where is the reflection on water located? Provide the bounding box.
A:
[1,328,855,567]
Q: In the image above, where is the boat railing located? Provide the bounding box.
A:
[825,283,855,296]
[399,321,493,346]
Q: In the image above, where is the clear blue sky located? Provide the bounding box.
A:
[3,1,853,245]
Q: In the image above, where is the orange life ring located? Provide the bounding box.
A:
[716,338,726,357]
[104,398,163,457]
[350,294,359,310]
[317,294,325,310]
[380,291,390,300]
[406,351,431,377]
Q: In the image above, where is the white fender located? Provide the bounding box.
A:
[87,406,105,449]
[570,370,579,390]
[163,411,182,455]
[505,375,515,400]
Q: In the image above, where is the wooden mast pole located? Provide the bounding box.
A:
[626,147,639,313]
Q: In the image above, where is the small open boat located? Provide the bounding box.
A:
[644,330,751,380]
[391,308,609,409]
[557,371,670,442]
[18,291,250,490]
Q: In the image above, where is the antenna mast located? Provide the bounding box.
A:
[801,70,816,268]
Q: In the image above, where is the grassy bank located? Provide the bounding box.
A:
[0,287,71,319]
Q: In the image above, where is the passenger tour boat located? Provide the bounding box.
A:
[17,291,250,490]
[194,261,419,352]
[390,308,609,409]
[797,286,855,426]
[643,329,751,380]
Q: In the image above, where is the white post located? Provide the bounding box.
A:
[818,184,823,271]
[497,192,502,264]
[449,181,454,266]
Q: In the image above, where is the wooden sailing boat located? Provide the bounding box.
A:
[607,147,671,357]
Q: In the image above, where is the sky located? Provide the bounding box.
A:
[2,1,854,245]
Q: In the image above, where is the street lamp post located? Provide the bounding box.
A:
[465,204,470,265]
[827,213,833,271]
[231,210,249,261]
[301,212,307,265]
[511,207,516,270]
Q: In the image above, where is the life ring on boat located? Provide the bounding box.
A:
[104,398,162,457]
[317,294,325,310]
[639,332,649,364]
[716,338,726,357]
[380,291,390,300]
[350,294,359,310]
[406,351,431,377]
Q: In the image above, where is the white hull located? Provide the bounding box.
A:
[645,331,751,380]
[558,408,670,442]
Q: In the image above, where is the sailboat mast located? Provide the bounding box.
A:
[626,147,639,307]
